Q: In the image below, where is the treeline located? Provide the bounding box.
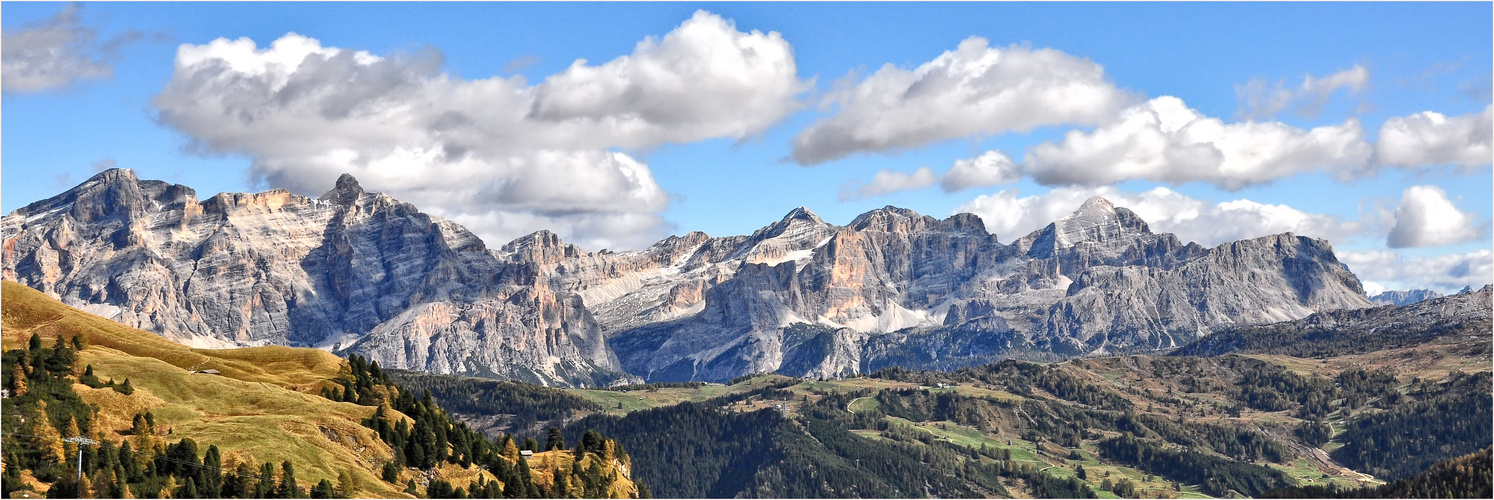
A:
[1331,371,1493,481]
[1097,433,1292,497]
[872,360,1133,411]
[1262,447,1492,499]
[1,334,344,499]
[603,381,706,392]
[386,370,600,434]
[339,356,637,499]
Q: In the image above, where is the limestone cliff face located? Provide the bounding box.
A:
[4,173,1377,386]
[2,170,632,386]
[601,197,1373,382]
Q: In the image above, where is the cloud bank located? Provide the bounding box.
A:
[154,11,807,250]
[955,186,1364,247]
[791,38,1134,165]
[1375,105,1493,167]
[1025,96,1373,190]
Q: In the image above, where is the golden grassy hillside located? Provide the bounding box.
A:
[1,281,410,498]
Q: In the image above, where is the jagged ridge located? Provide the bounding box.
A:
[3,171,1377,385]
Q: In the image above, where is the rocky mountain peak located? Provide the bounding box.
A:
[939,213,992,237]
[1076,195,1115,213]
[319,173,365,205]
[1019,197,1153,258]
[848,206,940,233]
[9,168,153,226]
[500,229,586,264]
[748,207,834,242]
[1053,197,1150,246]
[781,206,824,224]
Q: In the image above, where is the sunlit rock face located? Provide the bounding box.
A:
[2,170,632,387]
[4,171,1374,385]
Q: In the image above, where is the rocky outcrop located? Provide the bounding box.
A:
[3,172,1379,386]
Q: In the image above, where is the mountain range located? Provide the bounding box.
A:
[1368,289,1442,306]
[3,169,1376,386]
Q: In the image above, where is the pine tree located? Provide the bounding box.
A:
[9,363,27,396]
[277,461,300,498]
[78,473,94,499]
[336,469,355,498]
[257,462,278,498]
[545,427,564,451]
[381,462,400,483]
[410,442,426,470]
[309,479,336,499]
[61,416,82,462]
[28,400,66,463]
[552,467,569,498]
[132,414,149,436]
[503,436,520,460]
[92,466,117,499]
[29,333,43,350]
[202,445,223,498]
[178,477,199,499]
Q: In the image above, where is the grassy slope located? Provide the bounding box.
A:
[1,281,411,498]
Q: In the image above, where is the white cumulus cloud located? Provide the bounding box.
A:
[1375,105,1493,167]
[838,167,939,201]
[1024,96,1373,190]
[954,186,1364,247]
[941,150,1021,193]
[791,38,1135,165]
[153,12,807,250]
[1236,64,1370,119]
[1340,249,1493,294]
[1386,185,1485,248]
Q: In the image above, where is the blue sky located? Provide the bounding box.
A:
[3,2,1490,294]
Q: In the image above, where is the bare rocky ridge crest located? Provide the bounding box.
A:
[4,169,1376,385]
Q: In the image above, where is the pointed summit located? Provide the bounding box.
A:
[1051,196,1149,248]
[9,167,146,224]
[1075,196,1115,214]
[1018,196,1154,257]
[781,206,824,224]
[319,173,364,205]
